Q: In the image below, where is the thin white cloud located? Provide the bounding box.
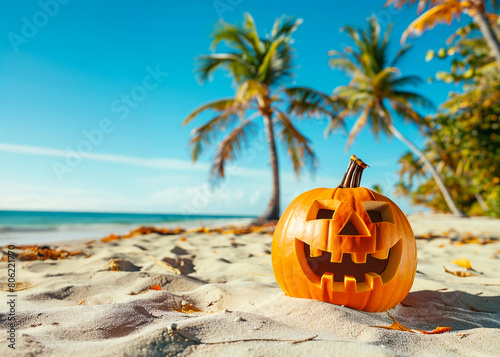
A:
[0,143,283,178]
[0,142,209,172]
[0,142,329,181]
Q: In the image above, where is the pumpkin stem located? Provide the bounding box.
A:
[339,155,369,188]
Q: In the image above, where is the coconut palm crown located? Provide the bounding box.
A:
[183,13,339,222]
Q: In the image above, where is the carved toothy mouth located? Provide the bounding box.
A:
[304,243,389,282]
[295,238,403,291]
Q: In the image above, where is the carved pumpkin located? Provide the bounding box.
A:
[272,155,416,312]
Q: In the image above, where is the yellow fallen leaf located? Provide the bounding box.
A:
[173,303,201,313]
[372,316,414,332]
[373,316,451,334]
[451,257,472,269]
[416,326,452,334]
[443,266,477,277]
[102,234,120,242]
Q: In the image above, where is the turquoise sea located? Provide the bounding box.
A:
[0,210,254,245]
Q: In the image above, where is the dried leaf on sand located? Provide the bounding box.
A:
[415,233,441,239]
[373,316,451,334]
[443,266,477,277]
[373,316,414,332]
[1,246,85,262]
[104,258,141,272]
[416,326,452,334]
[173,302,202,313]
[100,223,277,244]
[102,226,185,242]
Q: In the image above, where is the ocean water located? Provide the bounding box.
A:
[0,210,254,245]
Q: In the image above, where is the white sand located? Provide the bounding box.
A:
[1,216,499,356]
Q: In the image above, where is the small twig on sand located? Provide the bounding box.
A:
[172,329,317,345]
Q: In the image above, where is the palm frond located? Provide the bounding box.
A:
[385,1,444,14]
[334,86,372,111]
[283,86,344,119]
[390,44,413,66]
[397,151,426,186]
[401,1,470,44]
[372,67,401,89]
[211,22,255,62]
[389,99,426,125]
[328,56,366,78]
[270,15,303,41]
[346,105,371,150]
[196,53,255,84]
[257,36,285,83]
[189,113,241,162]
[242,13,263,58]
[390,75,423,87]
[275,110,318,176]
[392,90,435,108]
[324,109,350,138]
[340,25,365,50]
[210,119,255,179]
[183,98,245,125]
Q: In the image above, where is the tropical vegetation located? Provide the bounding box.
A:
[395,22,500,217]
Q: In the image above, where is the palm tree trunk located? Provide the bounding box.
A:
[256,113,280,222]
[474,192,489,212]
[472,1,500,69]
[385,122,466,217]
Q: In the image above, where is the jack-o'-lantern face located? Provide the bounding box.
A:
[272,156,416,312]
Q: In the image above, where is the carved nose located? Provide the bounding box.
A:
[339,221,358,235]
[338,211,370,236]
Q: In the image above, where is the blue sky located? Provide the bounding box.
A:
[0,0,464,215]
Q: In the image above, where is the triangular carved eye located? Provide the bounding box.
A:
[306,199,340,221]
[362,201,394,224]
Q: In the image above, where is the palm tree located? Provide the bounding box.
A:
[385,0,500,68]
[397,151,426,187]
[183,14,338,222]
[327,16,465,216]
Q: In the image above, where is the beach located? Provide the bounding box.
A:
[1,215,499,356]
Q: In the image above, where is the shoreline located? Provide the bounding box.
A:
[5,213,500,248]
[0,217,255,247]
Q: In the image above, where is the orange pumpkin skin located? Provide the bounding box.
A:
[272,158,416,312]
